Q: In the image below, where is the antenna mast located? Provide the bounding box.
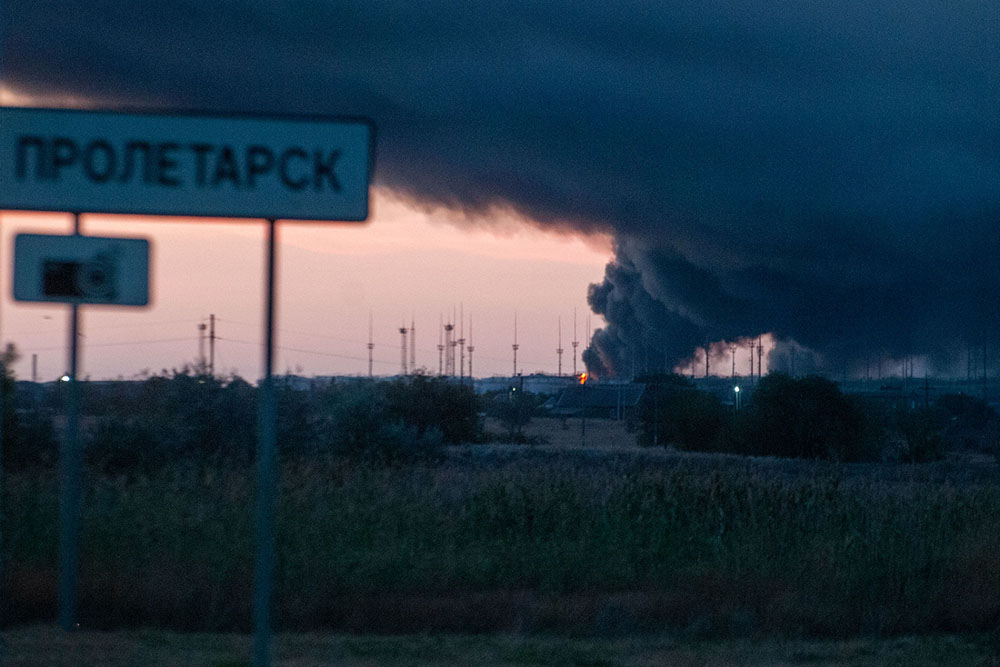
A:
[512,312,519,377]
[399,322,408,376]
[757,336,763,380]
[437,314,444,376]
[572,308,579,376]
[457,304,466,379]
[367,312,374,377]
[410,313,417,374]
[198,320,207,372]
[557,317,564,376]
[467,318,475,381]
[410,316,416,375]
[444,318,455,376]
[209,314,216,377]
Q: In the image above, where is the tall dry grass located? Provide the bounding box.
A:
[5,452,1000,637]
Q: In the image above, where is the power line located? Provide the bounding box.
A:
[217,316,554,369]
[221,337,401,367]
[19,337,195,353]
[6,317,202,337]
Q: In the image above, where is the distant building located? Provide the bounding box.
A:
[473,374,578,396]
[546,382,646,420]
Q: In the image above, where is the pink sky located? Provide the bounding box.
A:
[0,190,612,381]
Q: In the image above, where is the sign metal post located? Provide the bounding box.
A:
[58,213,83,631]
[254,219,278,667]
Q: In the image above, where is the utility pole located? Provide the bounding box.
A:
[731,344,736,378]
[757,336,763,380]
[209,314,216,377]
[512,312,519,377]
[457,306,465,379]
[984,338,988,402]
[198,321,207,372]
[367,312,374,378]
[572,309,579,376]
[399,324,408,376]
[466,318,475,382]
[749,340,755,379]
[557,317,564,376]
[444,320,455,376]
[705,343,710,378]
[410,317,416,376]
[437,314,444,376]
[968,343,973,391]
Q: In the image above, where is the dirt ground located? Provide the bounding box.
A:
[2,626,993,666]
[484,416,639,449]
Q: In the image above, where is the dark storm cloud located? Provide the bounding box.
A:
[5,1,999,375]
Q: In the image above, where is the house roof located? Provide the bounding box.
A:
[549,383,645,414]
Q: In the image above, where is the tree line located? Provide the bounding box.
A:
[5,361,998,471]
[636,372,1000,463]
[3,369,482,471]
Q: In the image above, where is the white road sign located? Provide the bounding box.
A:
[0,107,373,221]
[14,233,150,306]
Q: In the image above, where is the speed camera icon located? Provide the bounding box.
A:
[14,234,149,306]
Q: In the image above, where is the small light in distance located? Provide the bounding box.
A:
[60,375,71,382]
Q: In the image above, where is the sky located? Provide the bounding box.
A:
[1,1,998,381]
[0,197,608,381]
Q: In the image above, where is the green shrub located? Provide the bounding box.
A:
[382,374,480,444]
[638,375,728,451]
[894,408,945,463]
[320,376,476,462]
[734,373,870,461]
[483,389,538,441]
[86,416,164,474]
[934,393,1000,453]
[4,409,58,469]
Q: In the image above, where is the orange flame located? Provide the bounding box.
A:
[579,372,588,385]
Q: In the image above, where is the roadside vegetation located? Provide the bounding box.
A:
[6,439,1000,637]
[637,372,1000,463]
[4,626,994,667]
[4,369,480,470]
[3,367,1000,649]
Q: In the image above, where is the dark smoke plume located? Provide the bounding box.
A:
[4,1,999,376]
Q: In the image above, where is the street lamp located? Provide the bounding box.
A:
[734,385,741,410]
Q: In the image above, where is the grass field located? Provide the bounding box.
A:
[5,417,1000,642]
[3,626,995,666]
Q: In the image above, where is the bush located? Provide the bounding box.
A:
[734,373,870,461]
[319,376,478,463]
[934,393,1000,453]
[381,374,480,445]
[483,389,538,441]
[322,386,442,463]
[3,347,59,469]
[893,408,945,463]
[86,416,164,474]
[4,409,58,469]
[638,375,729,451]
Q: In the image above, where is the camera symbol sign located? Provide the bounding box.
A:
[14,233,150,306]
